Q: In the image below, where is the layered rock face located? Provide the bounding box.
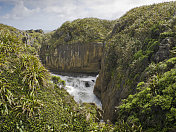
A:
[40,42,103,74]
[94,2,176,122]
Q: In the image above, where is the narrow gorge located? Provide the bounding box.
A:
[1,1,176,131]
[39,2,176,130]
[40,2,176,131]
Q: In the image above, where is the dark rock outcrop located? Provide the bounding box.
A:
[154,38,174,62]
[26,29,44,34]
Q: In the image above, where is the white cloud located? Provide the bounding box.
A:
[3,0,40,19]
[0,0,174,30]
[44,6,61,14]
[43,2,77,15]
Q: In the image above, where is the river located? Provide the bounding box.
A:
[53,74,102,108]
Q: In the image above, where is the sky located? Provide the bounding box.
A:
[0,0,174,30]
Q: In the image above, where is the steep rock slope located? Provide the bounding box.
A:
[94,1,176,124]
[40,18,114,74]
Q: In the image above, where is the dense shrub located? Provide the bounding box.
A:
[115,57,176,131]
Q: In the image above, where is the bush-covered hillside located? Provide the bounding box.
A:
[0,25,113,131]
[45,18,115,46]
[0,27,49,130]
[116,57,176,131]
[94,1,176,131]
[0,24,43,54]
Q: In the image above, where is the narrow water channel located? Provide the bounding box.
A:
[53,74,102,108]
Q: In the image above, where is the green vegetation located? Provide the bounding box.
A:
[43,18,115,47]
[0,23,44,55]
[25,30,44,53]
[116,57,176,131]
[0,26,49,131]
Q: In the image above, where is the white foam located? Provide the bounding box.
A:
[52,74,102,108]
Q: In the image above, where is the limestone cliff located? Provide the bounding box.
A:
[94,1,176,122]
[40,18,114,74]
[40,42,103,74]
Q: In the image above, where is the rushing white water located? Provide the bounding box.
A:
[53,74,102,108]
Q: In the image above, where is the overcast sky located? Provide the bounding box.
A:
[0,0,174,30]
